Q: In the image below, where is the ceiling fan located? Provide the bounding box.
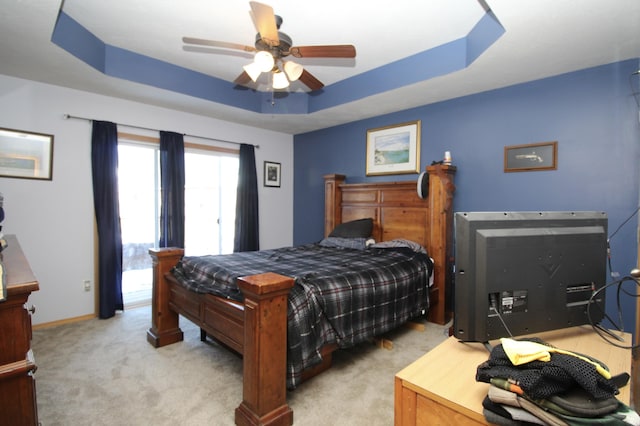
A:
[182,1,356,91]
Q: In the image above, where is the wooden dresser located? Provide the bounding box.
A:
[0,235,40,426]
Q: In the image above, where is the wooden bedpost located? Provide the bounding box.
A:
[324,174,346,237]
[425,164,456,324]
[235,273,294,426]
[147,247,185,347]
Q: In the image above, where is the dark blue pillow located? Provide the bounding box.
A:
[329,218,373,238]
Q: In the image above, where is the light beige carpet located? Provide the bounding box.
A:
[32,306,450,426]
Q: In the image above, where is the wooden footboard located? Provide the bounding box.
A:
[147,249,294,426]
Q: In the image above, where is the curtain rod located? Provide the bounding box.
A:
[63,114,259,148]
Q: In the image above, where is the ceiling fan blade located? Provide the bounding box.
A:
[249,1,279,46]
[299,69,324,91]
[182,37,256,53]
[234,71,253,86]
[289,45,356,58]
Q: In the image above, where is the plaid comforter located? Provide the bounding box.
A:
[171,242,433,389]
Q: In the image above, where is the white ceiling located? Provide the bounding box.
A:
[1,1,639,134]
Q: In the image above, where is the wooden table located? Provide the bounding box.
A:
[394,326,632,426]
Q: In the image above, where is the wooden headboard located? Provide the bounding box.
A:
[324,164,456,325]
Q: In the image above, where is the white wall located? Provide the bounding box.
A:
[0,74,294,325]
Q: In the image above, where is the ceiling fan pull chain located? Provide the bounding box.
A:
[270,73,276,106]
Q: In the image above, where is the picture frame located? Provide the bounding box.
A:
[263,161,281,187]
[366,120,421,176]
[0,127,54,180]
[504,141,557,172]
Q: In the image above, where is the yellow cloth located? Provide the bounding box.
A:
[500,337,611,379]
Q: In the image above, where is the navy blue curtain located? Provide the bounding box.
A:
[91,121,124,319]
[159,131,185,248]
[234,144,259,252]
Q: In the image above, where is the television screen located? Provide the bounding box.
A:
[453,211,607,342]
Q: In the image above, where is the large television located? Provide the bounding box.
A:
[453,211,608,343]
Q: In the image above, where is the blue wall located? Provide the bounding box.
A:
[294,59,640,335]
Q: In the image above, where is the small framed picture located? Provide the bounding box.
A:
[504,141,558,172]
[264,161,281,187]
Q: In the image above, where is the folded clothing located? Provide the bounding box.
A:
[487,383,640,426]
[559,405,640,425]
[500,338,611,379]
[476,337,618,400]
[545,387,620,417]
[483,393,546,425]
[476,336,640,425]
[488,384,569,426]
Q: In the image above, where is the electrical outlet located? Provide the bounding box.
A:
[83,280,91,292]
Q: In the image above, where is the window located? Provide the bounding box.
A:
[184,150,238,255]
[117,135,238,306]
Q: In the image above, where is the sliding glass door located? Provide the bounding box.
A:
[117,139,238,307]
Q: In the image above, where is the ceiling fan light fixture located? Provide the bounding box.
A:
[283,61,303,82]
[243,61,263,82]
[184,1,358,93]
[272,69,290,89]
[254,51,275,72]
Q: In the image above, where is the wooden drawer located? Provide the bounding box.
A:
[0,299,32,365]
[0,353,38,426]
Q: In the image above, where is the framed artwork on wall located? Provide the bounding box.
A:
[504,141,558,172]
[264,161,281,187]
[366,120,421,176]
[0,127,54,180]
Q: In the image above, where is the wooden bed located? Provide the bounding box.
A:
[146,164,456,426]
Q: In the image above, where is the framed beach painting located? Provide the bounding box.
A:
[366,120,420,176]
